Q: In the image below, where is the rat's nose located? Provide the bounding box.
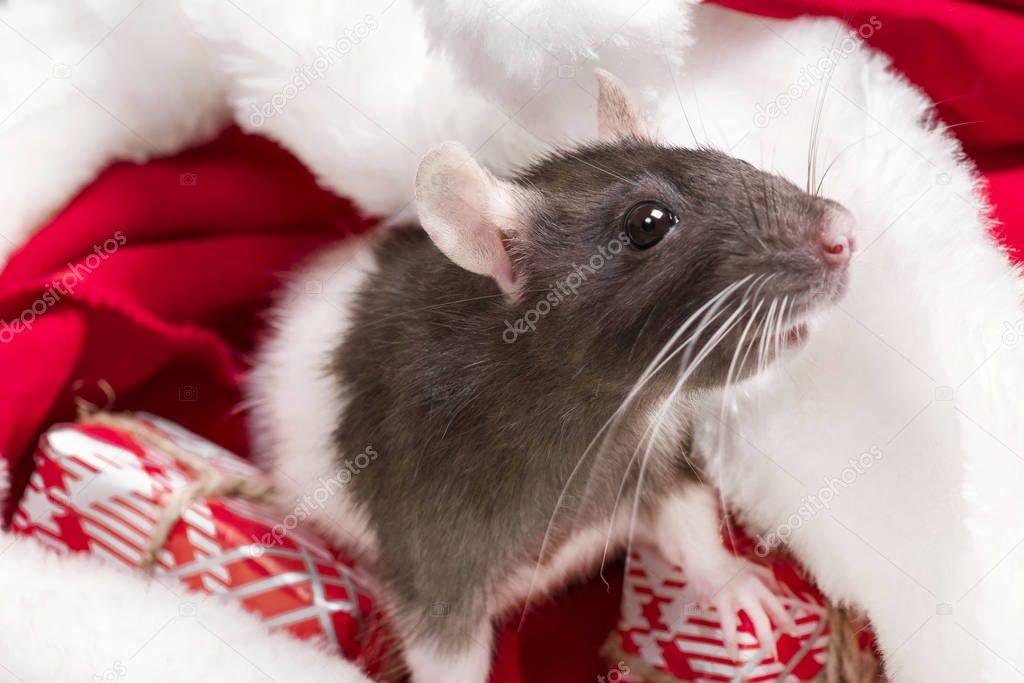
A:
[818,207,855,267]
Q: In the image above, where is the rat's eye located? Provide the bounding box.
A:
[624,201,678,249]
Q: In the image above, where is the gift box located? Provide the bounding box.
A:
[607,540,879,682]
[10,412,391,676]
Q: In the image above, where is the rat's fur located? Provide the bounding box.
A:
[254,96,836,678]
[328,139,842,620]
[1,1,1022,680]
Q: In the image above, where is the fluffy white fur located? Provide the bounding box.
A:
[178,0,545,223]
[1,0,1022,680]
[0,532,371,682]
[414,0,693,145]
[0,0,227,259]
[247,237,382,562]
[403,622,493,683]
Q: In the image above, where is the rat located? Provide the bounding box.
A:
[247,70,854,682]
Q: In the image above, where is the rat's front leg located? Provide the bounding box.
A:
[651,482,797,660]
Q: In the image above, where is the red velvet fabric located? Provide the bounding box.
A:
[1,2,1021,679]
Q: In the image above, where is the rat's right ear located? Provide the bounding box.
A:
[415,141,524,300]
[595,68,653,142]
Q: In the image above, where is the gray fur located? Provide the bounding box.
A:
[330,140,848,649]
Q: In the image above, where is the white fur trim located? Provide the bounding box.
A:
[247,237,381,562]
[0,0,228,263]
[0,533,371,682]
[403,621,493,683]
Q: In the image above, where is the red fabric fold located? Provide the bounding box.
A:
[1,3,1022,680]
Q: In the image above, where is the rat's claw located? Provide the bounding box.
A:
[754,579,799,635]
[692,557,795,662]
[749,562,783,591]
[740,592,779,661]
[717,604,740,661]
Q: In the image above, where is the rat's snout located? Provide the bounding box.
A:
[817,206,855,268]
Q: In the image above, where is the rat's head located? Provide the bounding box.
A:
[415,70,854,391]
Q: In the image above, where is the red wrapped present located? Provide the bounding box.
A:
[607,540,879,682]
[10,412,392,677]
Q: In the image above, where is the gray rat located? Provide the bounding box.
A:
[248,70,853,682]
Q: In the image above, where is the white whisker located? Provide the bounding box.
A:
[759,298,778,375]
[598,294,746,580]
[621,297,750,567]
[523,274,754,611]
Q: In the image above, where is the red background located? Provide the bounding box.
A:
[1,2,1021,680]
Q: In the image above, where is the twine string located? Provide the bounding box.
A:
[77,410,276,573]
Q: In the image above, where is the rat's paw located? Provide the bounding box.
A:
[690,557,797,661]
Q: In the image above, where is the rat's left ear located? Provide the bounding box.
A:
[415,141,524,299]
[595,68,654,142]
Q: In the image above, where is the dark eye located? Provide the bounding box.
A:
[624,201,678,249]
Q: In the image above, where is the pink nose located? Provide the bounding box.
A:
[819,207,855,267]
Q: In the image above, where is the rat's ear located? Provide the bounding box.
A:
[595,68,653,142]
[415,141,524,299]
